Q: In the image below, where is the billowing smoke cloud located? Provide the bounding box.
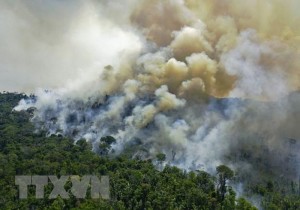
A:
[0,0,141,92]
[8,0,300,179]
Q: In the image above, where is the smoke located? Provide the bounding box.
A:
[0,0,141,93]
[7,0,300,179]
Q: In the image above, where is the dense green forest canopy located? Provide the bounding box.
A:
[0,92,299,209]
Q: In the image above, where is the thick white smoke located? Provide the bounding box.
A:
[0,0,141,93]
[5,0,300,179]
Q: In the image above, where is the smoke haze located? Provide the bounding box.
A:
[3,0,300,179]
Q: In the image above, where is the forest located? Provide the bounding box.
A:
[0,92,299,209]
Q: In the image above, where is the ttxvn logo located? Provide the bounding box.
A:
[15,175,110,199]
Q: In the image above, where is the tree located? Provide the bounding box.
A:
[223,186,236,210]
[98,136,116,155]
[216,165,234,202]
[156,153,166,163]
[76,139,92,151]
[236,197,258,210]
[156,153,166,170]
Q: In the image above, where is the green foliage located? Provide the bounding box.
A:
[0,93,259,209]
[250,180,300,209]
[156,153,166,162]
[98,136,116,155]
[236,198,257,210]
[216,165,234,202]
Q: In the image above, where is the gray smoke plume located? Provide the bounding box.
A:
[6,0,300,179]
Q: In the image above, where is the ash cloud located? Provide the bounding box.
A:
[7,0,300,179]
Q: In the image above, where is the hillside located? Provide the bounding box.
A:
[0,92,260,209]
